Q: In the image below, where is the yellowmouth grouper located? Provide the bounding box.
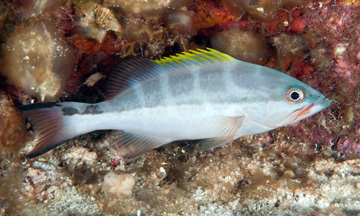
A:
[19,48,330,162]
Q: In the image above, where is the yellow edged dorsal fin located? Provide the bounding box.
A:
[106,48,234,100]
[153,48,236,68]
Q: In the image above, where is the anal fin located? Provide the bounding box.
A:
[110,131,171,162]
[198,137,228,151]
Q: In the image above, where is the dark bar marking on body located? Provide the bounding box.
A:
[62,107,79,116]
[199,66,225,92]
[82,105,103,114]
[168,72,194,97]
[142,77,164,107]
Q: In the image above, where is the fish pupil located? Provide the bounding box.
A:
[290,92,300,100]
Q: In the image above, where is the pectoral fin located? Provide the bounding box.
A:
[111,131,172,162]
[219,116,244,140]
[198,116,245,151]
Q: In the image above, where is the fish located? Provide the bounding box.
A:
[18,48,330,162]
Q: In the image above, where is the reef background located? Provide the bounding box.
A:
[1,0,360,215]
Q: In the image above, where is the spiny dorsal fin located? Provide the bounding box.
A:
[106,48,235,100]
[106,57,163,100]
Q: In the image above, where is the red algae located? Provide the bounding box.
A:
[68,33,127,93]
[72,38,103,55]
[190,0,236,34]
[306,2,360,79]
[303,2,360,161]
[289,9,307,33]
[289,59,315,81]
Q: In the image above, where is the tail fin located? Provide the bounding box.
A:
[18,102,94,158]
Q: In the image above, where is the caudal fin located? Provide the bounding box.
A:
[18,102,91,158]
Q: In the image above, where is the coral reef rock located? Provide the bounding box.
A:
[223,0,309,21]
[2,21,75,102]
[211,29,269,64]
[272,33,310,59]
[104,0,191,17]
[0,92,27,158]
[125,18,155,43]
[15,0,67,18]
[102,172,136,198]
[165,10,195,35]
[62,146,98,169]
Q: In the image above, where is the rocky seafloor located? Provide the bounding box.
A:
[1,0,360,215]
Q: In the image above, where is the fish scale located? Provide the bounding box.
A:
[18,48,330,161]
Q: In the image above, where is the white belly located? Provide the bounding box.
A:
[97,104,246,140]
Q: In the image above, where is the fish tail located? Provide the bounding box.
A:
[18,102,97,158]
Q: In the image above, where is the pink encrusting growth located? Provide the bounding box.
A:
[333,137,360,158]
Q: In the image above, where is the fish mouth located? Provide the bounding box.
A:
[288,97,330,122]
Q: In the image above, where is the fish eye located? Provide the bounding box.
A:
[286,88,304,103]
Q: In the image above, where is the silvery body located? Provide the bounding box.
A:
[19,49,330,161]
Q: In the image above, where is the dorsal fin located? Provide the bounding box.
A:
[106,57,163,100]
[106,48,235,100]
[154,48,235,68]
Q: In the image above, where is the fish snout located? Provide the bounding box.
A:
[292,95,330,121]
